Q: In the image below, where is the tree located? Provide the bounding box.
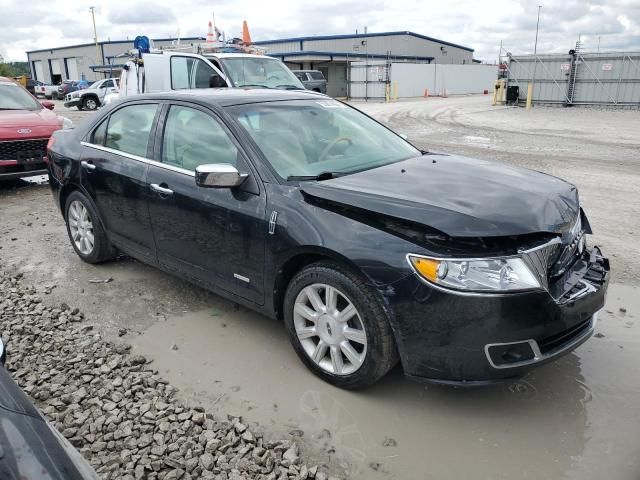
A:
[0,62,30,78]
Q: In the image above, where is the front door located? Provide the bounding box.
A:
[146,103,266,304]
[80,102,159,262]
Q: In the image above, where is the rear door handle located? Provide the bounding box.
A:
[150,183,174,196]
[81,160,96,171]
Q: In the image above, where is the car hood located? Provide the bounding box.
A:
[0,109,60,140]
[300,154,579,238]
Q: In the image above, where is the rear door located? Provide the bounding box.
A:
[145,102,266,303]
[80,102,160,262]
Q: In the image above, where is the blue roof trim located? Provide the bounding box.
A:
[26,37,205,55]
[268,51,434,61]
[254,31,474,53]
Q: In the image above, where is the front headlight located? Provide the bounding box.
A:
[407,255,541,293]
[58,116,74,130]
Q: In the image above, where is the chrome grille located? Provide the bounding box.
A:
[519,215,583,289]
[519,238,562,289]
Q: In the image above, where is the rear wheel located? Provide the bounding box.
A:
[64,191,116,263]
[284,262,398,389]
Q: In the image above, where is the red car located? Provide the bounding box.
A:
[0,77,73,181]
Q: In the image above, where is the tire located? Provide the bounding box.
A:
[284,262,398,389]
[82,96,99,111]
[64,191,117,264]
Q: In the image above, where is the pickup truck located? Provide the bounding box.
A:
[64,78,119,110]
[35,83,58,99]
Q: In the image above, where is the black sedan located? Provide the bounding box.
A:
[46,89,609,388]
[0,338,99,478]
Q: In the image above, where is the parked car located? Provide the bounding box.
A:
[47,89,609,389]
[0,77,73,181]
[64,78,119,111]
[35,82,59,99]
[293,70,327,94]
[54,80,81,100]
[0,337,100,478]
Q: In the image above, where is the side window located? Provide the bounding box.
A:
[105,104,158,157]
[171,56,194,89]
[91,118,108,145]
[171,56,220,89]
[162,105,239,172]
[193,59,216,88]
[309,72,325,80]
[294,72,307,81]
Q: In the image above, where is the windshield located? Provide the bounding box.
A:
[220,57,304,90]
[227,99,420,179]
[0,83,41,110]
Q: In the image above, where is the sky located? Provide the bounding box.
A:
[0,0,639,62]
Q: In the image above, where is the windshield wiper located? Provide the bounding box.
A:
[237,84,272,89]
[276,85,304,90]
[287,171,347,181]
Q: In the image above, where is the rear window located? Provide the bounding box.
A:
[309,72,325,80]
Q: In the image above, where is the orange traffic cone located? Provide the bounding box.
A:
[206,21,215,43]
[242,20,252,45]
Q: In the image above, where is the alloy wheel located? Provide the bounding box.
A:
[293,283,367,375]
[85,98,97,110]
[68,200,95,255]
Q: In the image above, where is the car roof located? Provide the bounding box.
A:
[206,53,277,59]
[122,88,326,107]
[293,70,322,73]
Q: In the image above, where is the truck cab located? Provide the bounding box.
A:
[142,51,304,93]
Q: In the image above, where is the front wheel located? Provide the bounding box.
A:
[284,262,398,389]
[82,96,98,111]
[64,191,117,263]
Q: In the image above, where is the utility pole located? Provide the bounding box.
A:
[90,7,100,66]
[527,5,542,110]
[533,5,542,56]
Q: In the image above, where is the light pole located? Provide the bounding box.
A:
[527,5,542,110]
[534,5,542,56]
[90,7,100,66]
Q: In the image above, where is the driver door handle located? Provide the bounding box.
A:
[150,183,174,196]
[81,160,96,171]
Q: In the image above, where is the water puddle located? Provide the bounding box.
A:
[133,283,640,479]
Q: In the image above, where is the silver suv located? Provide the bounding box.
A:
[293,70,327,94]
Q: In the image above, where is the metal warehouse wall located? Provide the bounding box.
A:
[257,33,473,64]
[27,38,200,84]
[507,51,640,107]
[393,63,498,96]
[348,62,497,99]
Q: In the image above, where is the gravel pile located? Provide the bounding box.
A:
[0,271,340,480]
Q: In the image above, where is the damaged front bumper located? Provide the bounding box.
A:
[387,246,609,385]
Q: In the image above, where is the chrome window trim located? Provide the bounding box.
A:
[80,141,195,177]
[484,312,597,369]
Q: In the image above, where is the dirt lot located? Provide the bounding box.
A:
[1,97,639,479]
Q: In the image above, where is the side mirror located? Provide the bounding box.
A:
[42,101,55,110]
[195,164,248,188]
[209,75,227,88]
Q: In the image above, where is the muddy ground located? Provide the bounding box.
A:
[1,97,639,479]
